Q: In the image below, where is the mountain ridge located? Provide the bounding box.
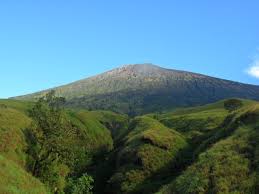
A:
[13,64,259,115]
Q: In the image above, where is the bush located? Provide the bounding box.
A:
[224,99,243,112]
[67,173,94,194]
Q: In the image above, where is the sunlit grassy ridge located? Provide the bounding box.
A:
[157,100,259,194]
[108,116,187,193]
[73,110,129,144]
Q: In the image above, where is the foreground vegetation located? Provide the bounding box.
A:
[0,95,259,193]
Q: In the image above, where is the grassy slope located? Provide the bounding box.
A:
[153,99,255,138]
[0,99,129,193]
[72,110,129,145]
[0,105,31,167]
[108,116,187,194]
[0,99,129,155]
[156,101,259,194]
[0,100,49,193]
[0,154,49,194]
[1,98,259,194]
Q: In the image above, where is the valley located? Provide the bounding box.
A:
[1,96,259,193]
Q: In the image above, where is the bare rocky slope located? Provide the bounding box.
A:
[14,64,259,115]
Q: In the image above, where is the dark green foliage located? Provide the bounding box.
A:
[26,91,95,193]
[27,91,71,191]
[224,98,243,112]
[66,173,94,194]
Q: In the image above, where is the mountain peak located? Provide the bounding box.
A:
[105,63,175,78]
[13,64,259,115]
[121,63,161,69]
[110,63,163,74]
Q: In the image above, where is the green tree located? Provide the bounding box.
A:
[224,99,243,112]
[27,91,73,192]
[28,91,66,175]
[67,173,94,194]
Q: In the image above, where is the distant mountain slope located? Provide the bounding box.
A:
[14,64,259,115]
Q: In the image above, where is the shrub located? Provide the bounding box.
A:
[224,99,243,112]
[67,173,94,194]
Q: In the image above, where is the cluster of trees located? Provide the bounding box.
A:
[27,91,94,193]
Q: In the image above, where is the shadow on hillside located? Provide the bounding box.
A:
[122,112,241,194]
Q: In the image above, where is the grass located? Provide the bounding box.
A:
[73,110,129,145]
[0,99,129,193]
[0,105,31,167]
[1,98,259,194]
[159,126,256,194]
[108,116,187,194]
[160,98,256,116]
[0,99,33,112]
[0,154,49,194]
[0,101,49,193]
[157,101,259,194]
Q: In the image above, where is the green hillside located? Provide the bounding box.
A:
[108,116,187,194]
[157,103,259,194]
[104,98,259,194]
[0,154,49,194]
[0,103,31,166]
[1,97,259,194]
[0,99,128,193]
[0,100,49,194]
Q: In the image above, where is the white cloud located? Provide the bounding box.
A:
[247,48,259,79]
[247,59,259,78]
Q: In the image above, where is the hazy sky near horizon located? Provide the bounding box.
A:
[0,0,259,98]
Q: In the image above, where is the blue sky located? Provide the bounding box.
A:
[0,0,259,98]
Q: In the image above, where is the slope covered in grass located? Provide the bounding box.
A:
[71,110,129,145]
[107,116,187,194]
[0,99,129,193]
[157,101,259,194]
[0,100,49,193]
[0,104,31,167]
[154,99,255,140]
[0,99,33,112]
[0,154,49,194]
[0,100,127,168]
[1,98,259,194]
